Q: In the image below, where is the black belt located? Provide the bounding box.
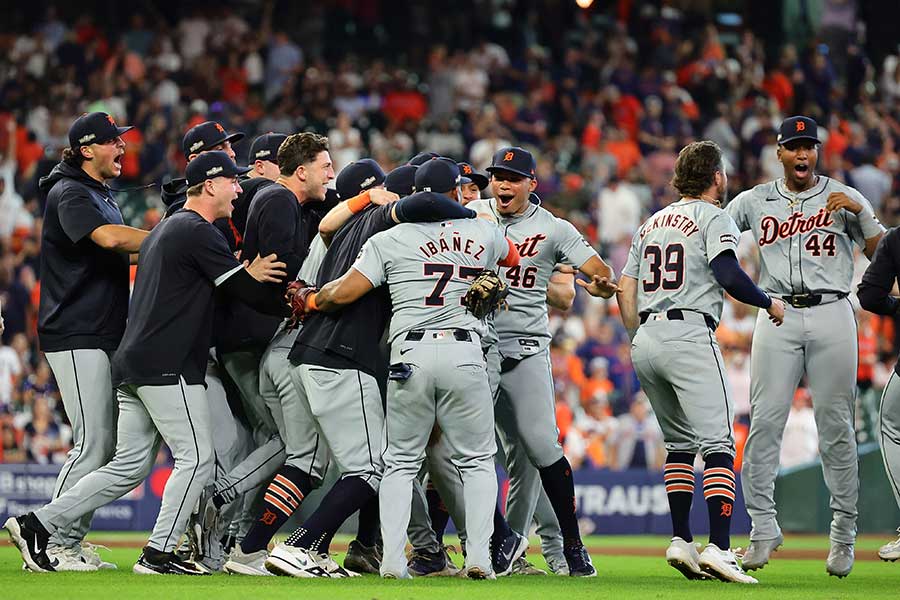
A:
[779,292,847,308]
[639,309,717,331]
[405,329,473,342]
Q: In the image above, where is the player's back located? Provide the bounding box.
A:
[629,199,739,323]
[358,218,507,343]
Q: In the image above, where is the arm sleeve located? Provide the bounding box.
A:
[394,194,477,223]
[554,218,599,268]
[710,251,772,309]
[351,236,388,288]
[256,192,304,279]
[498,237,520,267]
[58,189,117,243]
[724,191,750,231]
[218,269,292,317]
[858,231,900,315]
[622,231,641,279]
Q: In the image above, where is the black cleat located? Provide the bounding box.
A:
[564,544,597,577]
[133,546,209,575]
[344,539,382,574]
[491,531,528,577]
[4,514,57,572]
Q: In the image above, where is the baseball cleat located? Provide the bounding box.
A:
[698,544,757,583]
[546,555,570,576]
[223,547,272,576]
[826,542,854,578]
[878,530,900,561]
[344,539,382,574]
[49,546,99,572]
[133,548,209,575]
[4,514,57,573]
[408,547,459,577]
[464,565,496,580]
[381,570,412,579]
[740,534,783,571]
[265,544,330,578]
[563,543,597,577]
[491,531,528,576]
[314,552,360,578]
[81,542,117,569]
[511,556,547,575]
[665,537,709,580]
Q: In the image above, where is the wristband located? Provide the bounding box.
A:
[347,191,372,214]
[307,292,318,311]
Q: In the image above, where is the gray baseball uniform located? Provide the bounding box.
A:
[467,198,597,548]
[726,176,883,544]
[352,217,510,577]
[623,199,741,457]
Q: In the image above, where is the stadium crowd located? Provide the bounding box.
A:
[1,1,899,473]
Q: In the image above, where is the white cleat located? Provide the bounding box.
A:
[224,547,272,576]
[264,544,330,578]
[314,552,361,578]
[81,543,117,570]
[665,537,709,580]
[879,529,900,562]
[48,547,99,572]
[698,544,758,584]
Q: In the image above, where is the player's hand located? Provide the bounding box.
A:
[368,188,400,206]
[576,274,621,298]
[766,298,785,326]
[825,192,863,215]
[244,253,287,283]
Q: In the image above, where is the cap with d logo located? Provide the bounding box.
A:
[182,121,245,158]
[68,112,133,148]
[486,146,536,179]
[777,116,821,145]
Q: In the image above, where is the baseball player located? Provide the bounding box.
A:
[727,116,884,578]
[5,151,289,575]
[385,164,419,197]
[619,140,784,584]
[31,112,147,571]
[288,158,522,579]
[406,161,574,576]
[465,147,618,577]
[856,229,900,561]
[260,159,481,579]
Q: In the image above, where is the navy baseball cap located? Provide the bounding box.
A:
[183,121,245,158]
[248,133,287,163]
[415,158,469,193]
[68,112,133,148]
[777,116,821,145]
[336,158,386,200]
[408,151,440,166]
[385,164,418,197]
[186,151,252,187]
[486,146,536,179]
[457,162,489,190]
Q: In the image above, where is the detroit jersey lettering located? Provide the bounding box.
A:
[352,218,510,343]
[469,198,598,358]
[623,199,740,322]
[726,177,883,294]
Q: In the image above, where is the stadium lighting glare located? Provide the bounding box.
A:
[576,0,594,8]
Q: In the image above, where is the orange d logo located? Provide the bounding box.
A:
[504,151,515,162]
[462,164,472,174]
[796,121,806,132]
[215,122,225,133]
[107,114,116,125]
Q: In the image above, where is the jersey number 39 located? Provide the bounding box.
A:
[642,243,684,292]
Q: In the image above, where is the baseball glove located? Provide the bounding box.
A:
[462,269,509,320]
[286,280,317,325]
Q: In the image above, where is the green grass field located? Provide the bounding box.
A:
[3,534,899,599]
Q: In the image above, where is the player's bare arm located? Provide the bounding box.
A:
[547,265,576,310]
[90,224,148,253]
[575,255,620,298]
[318,188,399,246]
[616,275,639,340]
[824,191,883,258]
[311,268,374,312]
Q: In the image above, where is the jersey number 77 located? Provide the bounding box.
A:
[424,263,482,306]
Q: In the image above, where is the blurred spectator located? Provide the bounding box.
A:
[607,395,665,471]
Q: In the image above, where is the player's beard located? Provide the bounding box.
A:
[716,179,728,207]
